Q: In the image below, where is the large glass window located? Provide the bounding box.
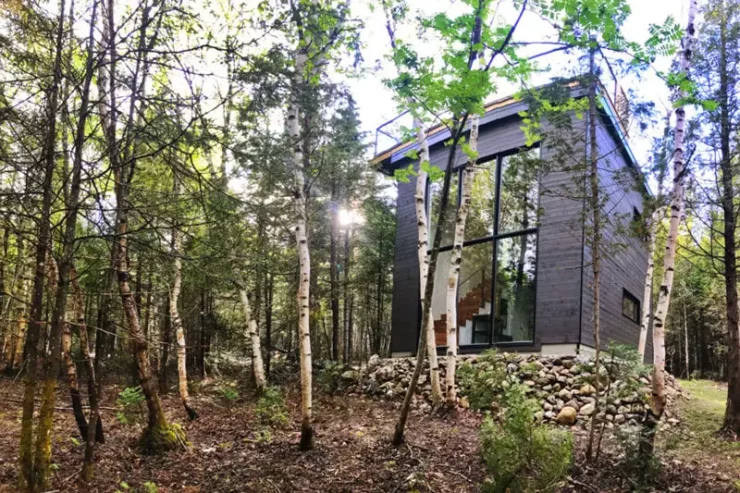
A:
[428,173,459,248]
[493,233,537,342]
[427,147,540,348]
[499,150,540,233]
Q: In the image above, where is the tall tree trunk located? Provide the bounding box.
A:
[238,284,266,393]
[393,117,468,443]
[408,117,443,406]
[638,208,662,359]
[18,0,65,485]
[71,266,105,483]
[445,108,480,407]
[287,46,313,451]
[170,175,197,420]
[343,225,351,363]
[717,6,740,434]
[160,296,171,393]
[111,0,183,453]
[265,273,273,378]
[645,0,697,454]
[330,185,340,361]
[683,303,690,379]
[585,57,603,462]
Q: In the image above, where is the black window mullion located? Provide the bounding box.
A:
[490,155,504,345]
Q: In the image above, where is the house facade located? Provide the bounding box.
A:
[373,81,651,359]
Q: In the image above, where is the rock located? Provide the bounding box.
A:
[556,407,578,425]
[579,403,596,416]
[459,396,470,409]
[580,384,596,396]
[367,354,381,371]
[543,402,553,411]
[614,414,626,424]
[558,389,572,400]
[617,406,630,414]
[376,366,394,382]
[524,380,536,387]
[564,399,579,410]
[563,359,575,369]
[606,405,617,415]
[341,370,360,381]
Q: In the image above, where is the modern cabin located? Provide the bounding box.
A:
[372,80,651,360]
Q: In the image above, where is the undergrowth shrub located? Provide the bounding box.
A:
[316,361,346,395]
[614,425,661,489]
[116,386,145,425]
[480,384,573,493]
[458,349,508,410]
[255,386,289,427]
[218,383,239,405]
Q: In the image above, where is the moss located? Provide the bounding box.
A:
[138,422,188,455]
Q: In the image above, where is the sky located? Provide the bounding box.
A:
[343,0,690,174]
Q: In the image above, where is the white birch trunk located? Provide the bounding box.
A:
[170,218,197,420]
[288,49,313,450]
[238,286,266,393]
[413,117,442,405]
[445,113,480,406]
[651,0,697,422]
[638,208,663,358]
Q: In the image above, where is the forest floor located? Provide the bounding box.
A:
[0,376,737,492]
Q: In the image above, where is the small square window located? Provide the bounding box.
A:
[622,289,640,323]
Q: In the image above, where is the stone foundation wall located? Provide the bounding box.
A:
[339,352,682,429]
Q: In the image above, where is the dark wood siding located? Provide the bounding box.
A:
[536,117,588,347]
[579,113,649,355]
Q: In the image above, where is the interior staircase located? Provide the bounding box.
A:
[433,283,491,346]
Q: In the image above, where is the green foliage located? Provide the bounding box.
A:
[116,386,145,425]
[316,361,345,395]
[614,425,661,488]
[480,385,573,493]
[457,350,508,410]
[143,482,159,493]
[218,385,239,404]
[255,386,289,427]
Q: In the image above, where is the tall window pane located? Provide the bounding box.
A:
[465,161,496,240]
[499,149,540,233]
[457,241,493,345]
[428,172,459,248]
[493,233,537,343]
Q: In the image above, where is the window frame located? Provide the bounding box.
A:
[622,288,640,324]
[425,145,541,348]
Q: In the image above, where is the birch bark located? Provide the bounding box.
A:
[238,286,267,393]
[170,177,197,419]
[646,0,697,449]
[444,113,480,406]
[412,118,443,406]
[287,47,314,450]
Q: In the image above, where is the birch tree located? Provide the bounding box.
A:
[281,0,356,450]
[238,284,267,393]
[644,0,698,452]
[170,172,198,420]
[382,1,442,405]
[638,113,671,359]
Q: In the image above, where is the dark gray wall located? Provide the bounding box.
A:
[579,112,650,357]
